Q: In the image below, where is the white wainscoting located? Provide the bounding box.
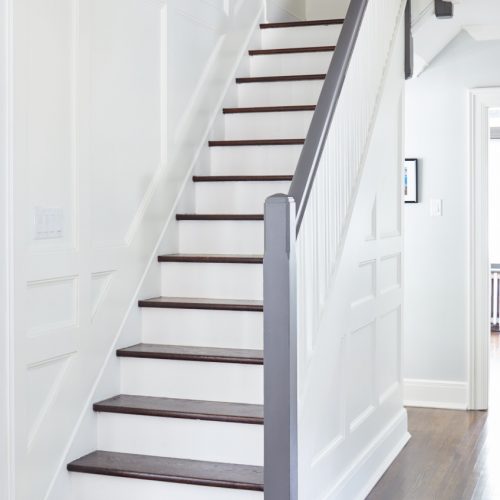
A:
[404,379,468,410]
[7,0,265,499]
[296,7,409,498]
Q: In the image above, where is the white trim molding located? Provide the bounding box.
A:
[404,379,468,410]
[468,88,500,410]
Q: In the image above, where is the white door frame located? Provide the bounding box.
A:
[468,87,500,410]
[0,0,13,496]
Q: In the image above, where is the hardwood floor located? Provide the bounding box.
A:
[367,333,500,500]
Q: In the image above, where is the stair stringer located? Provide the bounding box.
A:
[296,14,410,500]
[43,3,266,499]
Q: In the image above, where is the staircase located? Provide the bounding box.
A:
[67,18,343,500]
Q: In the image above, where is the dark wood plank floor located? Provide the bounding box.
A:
[367,334,500,500]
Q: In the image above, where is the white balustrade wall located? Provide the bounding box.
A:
[293,0,409,497]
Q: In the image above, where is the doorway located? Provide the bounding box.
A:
[469,89,500,410]
[489,108,500,411]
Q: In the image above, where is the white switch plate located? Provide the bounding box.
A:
[34,207,64,240]
[429,199,443,217]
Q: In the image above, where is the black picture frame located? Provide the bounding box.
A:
[404,158,418,203]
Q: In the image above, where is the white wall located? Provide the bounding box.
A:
[0,0,12,497]
[266,0,350,22]
[306,0,350,20]
[8,1,264,499]
[404,32,500,408]
[489,112,500,263]
[267,0,305,21]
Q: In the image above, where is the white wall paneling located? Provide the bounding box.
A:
[8,0,265,498]
[294,2,409,498]
[404,34,500,409]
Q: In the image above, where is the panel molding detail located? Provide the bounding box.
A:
[26,276,79,337]
[90,270,115,320]
[27,354,72,449]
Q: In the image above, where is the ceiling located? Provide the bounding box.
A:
[412,0,500,75]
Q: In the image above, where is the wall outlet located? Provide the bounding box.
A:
[34,207,64,240]
[429,199,443,217]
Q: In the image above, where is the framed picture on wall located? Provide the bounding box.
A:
[404,158,418,203]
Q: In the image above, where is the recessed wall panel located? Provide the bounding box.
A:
[379,253,401,294]
[26,0,76,250]
[347,322,375,428]
[90,0,164,247]
[27,277,78,336]
[377,308,401,400]
[352,260,376,307]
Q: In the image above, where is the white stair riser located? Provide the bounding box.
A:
[210,144,302,175]
[71,474,263,500]
[224,111,313,140]
[161,262,262,300]
[97,413,263,465]
[260,24,342,49]
[141,308,263,349]
[237,80,323,107]
[250,51,332,77]
[121,358,263,404]
[178,220,264,254]
[194,181,291,213]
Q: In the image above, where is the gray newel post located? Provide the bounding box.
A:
[263,194,298,500]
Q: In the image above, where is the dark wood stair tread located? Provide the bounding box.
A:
[139,296,263,311]
[260,18,344,29]
[67,451,263,491]
[249,45,335,56]
[208,139,304,147]
[117,343,264,365]
[176,213,263,221]
[158,254,263,264]
[94,394,263,424]
[193,175,293,182]
[236,74,326,84]
[223,105,316,114]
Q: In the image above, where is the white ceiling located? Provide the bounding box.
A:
[412,0,500,75]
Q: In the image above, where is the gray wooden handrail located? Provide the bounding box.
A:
[264,3,411,498]
[263,5,372,499]
[288,0,369,234]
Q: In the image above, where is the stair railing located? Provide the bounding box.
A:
[263,0,406,498]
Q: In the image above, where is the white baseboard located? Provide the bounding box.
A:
[325,409,410,500]
[404,378,468,410]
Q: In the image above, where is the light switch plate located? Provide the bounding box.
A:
[429,199,443,217]
[34,207,64,240]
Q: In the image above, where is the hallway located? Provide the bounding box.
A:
[368,334,500,500]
